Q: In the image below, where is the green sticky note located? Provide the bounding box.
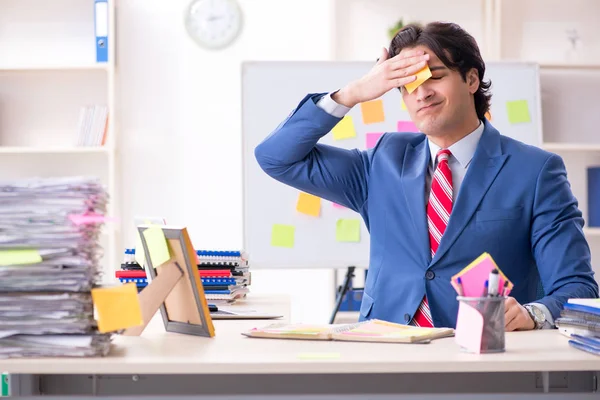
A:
[0,249,42,266]
[297,352,341,360]
[271,224,295,248]
[142,225,171,267]
[506,100,531,124]
[332,116,357,140]
[336,219,361,242]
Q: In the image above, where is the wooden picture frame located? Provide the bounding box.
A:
[123,225,215,337]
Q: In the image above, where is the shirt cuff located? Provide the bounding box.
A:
[315,91,352,118]
[528,302,554,329]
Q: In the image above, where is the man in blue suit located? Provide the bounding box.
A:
[254,22,598,330]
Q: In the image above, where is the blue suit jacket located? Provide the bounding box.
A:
[254,93,599,328]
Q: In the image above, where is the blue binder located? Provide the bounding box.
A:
[588,167,600,227]
[94,0,109,62]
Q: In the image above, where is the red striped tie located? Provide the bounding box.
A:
[412,149,453,327]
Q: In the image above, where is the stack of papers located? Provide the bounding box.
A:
[0,177,112,358]
[556,299,600,355]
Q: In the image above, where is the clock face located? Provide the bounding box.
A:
[184,0,243,49]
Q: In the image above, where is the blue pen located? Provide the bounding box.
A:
[457,277,464,296]
[483,280,489,297]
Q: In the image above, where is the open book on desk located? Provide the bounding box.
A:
[242,319,454,344]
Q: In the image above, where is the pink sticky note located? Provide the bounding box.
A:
[68,213,114,225]
[366,133,383,149]
[397,121,419,133]
[452,253,513,298]
[455,302,484,353]
[332,203,345,209]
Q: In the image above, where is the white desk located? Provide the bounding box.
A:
[4,294,600,399]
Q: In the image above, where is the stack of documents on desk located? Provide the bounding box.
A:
[556,299,600,356]
[116,248,251,303]
[243,319,454,343]
[0,177,112,358]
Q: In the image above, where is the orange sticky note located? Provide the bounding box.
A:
[91,283,143,333]
[332,116,356,140]
[485,110,492,121]
[404,65,432,94]
[296,192,321,217]
[360,100,385,124]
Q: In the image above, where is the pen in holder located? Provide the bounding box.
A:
[455,295,505,353]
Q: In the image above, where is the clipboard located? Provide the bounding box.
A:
[123,225,215,337]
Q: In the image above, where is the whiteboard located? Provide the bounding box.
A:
[242,61,542,269]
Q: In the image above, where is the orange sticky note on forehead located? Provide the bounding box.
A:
[404,64,432,94]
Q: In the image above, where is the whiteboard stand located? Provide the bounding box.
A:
[330,266,357,324]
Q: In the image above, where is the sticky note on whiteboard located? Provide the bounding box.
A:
[332,116,357,140]
[506,100,531,124]
[360,99,385,124]
[271,224,295,248]
[296,192,321,217]
[366,133,384,149]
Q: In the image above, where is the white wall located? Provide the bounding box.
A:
[116,0,338,323]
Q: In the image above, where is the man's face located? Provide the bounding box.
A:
[400,45,479,138]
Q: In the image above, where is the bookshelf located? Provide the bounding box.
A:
[0,0,118,277]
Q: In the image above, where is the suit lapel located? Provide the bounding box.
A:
[401,138,431,266]
[429,123,508,268]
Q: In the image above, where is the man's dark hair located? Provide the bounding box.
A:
[389,21,492,120]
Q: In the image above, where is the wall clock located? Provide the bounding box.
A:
[184,0,243,49]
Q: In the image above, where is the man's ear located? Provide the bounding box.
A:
[467,68,480,94]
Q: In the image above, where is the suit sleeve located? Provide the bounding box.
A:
[531,154,599,319]
[254,93,373,213]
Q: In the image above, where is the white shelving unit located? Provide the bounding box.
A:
[330,0,600,275]
[0,0,118,277]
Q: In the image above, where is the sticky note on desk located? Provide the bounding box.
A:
[296,192,321,217]
[506,100,530,124]
[91,283,143,333]
[336,219,360,242]
[297,352,341,360]
[332,116,356,140]
[360,99,385,124]
[404,64,432,94]
[271,224,295,248]
[142,225,171,267]
[0,249,42,266]
[455,301,483,353]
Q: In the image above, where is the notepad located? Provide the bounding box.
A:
[242,319,454,343]
[451,252,513,297]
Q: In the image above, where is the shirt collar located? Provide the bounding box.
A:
[428,120,484,170]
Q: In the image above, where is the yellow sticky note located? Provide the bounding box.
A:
[332,116,356,140]
[404,65,432,94]
[506,100,531,124]
[336,219,361,242]
[271,224,295,248]
[142,225,171,267]
[360,99,385,124]
[91,283,143,333]
[0,249,42,266]
[296,192,321,217]
[401,99,407,111]
[297,352,341,360]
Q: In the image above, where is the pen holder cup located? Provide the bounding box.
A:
[455,296,505,354]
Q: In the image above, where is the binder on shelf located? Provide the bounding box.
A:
[588,167,600,227]
[94,0,109,63]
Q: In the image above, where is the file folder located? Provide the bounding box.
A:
[94,0,109,63]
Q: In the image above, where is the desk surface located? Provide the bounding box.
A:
[2,294,599,375]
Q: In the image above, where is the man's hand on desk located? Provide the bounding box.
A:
[504,297,535,331]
